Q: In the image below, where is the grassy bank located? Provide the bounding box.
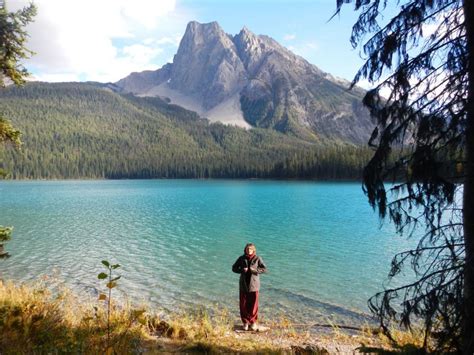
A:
[0,280,427,354]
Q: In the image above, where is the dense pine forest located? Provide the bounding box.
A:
[0,82,373,179]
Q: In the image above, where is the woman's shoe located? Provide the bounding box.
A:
[250,323,258,331]
[243,323,249,331]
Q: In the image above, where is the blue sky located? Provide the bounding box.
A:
[11,0,391,85]
[180,0,366,80]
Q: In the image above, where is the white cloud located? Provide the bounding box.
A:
[287,41,318,57]
[144,36,181,47]
[30,73,79,83]
[283,34,296,41]
[9,0,189,82]
[357,79,373,90]
[157,36,182,46]
[122,44,163,64]
[118,1,176,29]
[422,23,438,37]
[356,78,391,99]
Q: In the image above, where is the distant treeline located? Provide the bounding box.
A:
[0,82,373,180]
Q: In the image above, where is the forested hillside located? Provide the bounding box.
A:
[0,82,372,179]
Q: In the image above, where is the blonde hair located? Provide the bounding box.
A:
[244,243,256,254]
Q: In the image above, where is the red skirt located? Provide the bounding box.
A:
[239,291,259,324]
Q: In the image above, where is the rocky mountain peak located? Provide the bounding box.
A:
[169,21,246,109]
[233,26,264,73]
[115,21,374,143]
[178,21,231,55]
[237,26,254,39]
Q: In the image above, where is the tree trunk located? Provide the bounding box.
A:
[463,1,474,353]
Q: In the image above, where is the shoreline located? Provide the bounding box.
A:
[0,279,394,354]
[0,273,376,336]
[0,177,365,182]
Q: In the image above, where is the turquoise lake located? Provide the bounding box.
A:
[0,180,415,327]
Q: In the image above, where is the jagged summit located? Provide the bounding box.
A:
[168,21,245,110]
[115,21,373,143]
[181,21,228,45]
[236,26,255,40]
[187,20,220,30]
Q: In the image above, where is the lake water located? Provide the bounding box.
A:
[0,180,415,327]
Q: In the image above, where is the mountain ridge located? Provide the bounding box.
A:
[115,21,373,144]
[0,82,372,179]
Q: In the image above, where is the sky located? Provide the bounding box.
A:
[9,0,388,86]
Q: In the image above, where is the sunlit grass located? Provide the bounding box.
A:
[0,281,283,353]
[0,279,430,354]
[0,280,148,353]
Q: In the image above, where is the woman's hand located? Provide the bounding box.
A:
[243,267,248,273]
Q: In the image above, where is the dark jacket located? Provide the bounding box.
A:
[232,254,267,293]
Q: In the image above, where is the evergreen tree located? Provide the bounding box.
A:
[336,0,473,352]
[0,82,374,181]
[0,0,36,258]
[0,0,36,87]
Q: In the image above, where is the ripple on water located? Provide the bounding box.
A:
[0,180,418,326]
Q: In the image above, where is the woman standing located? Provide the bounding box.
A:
[232,243,267,331]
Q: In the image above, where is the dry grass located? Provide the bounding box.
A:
[352,323,432,354]
[371,325,430,353]
[0,280,431,354]
[385,326,427,349]
[0,280,148,353]
[0,281,286,353]
[145,306,283,353]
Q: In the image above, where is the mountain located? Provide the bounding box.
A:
[115,21,374,144]
[0,82,372,179]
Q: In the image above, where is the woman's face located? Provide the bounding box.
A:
[246,247,255,255]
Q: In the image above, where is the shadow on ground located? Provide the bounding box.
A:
[358,344,426,354]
